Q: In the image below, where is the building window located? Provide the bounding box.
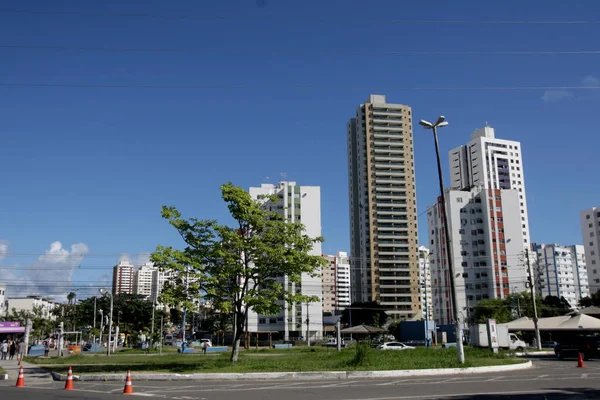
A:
[587,214,591,220]
[457,197,463,203]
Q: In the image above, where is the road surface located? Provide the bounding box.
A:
[0,357,598,399]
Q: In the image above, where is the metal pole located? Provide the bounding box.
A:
[433,126,465,364]
[160,315,164,356]
[107,295,113,356]
[181,266,189,347]
[336,320,341,352]
[423,253,430,348]
[526,249,542,350]
[151,300,155,336]
[306,302,310,347]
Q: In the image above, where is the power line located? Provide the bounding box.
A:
[1,82,599,92]
[3,44,600,56]
[1,9,599,25]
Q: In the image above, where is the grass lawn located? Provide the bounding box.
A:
[26,346,526,374]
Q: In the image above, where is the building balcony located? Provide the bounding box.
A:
[373,155,405,162]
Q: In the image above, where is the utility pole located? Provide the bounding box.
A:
[526,249,542,350]
[181,266,189,349]
[151,300,156,336]
[159,315,164,355]
[306,302,310,347]
[58,321,64,357]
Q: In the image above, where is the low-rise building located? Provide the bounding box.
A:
[4,296,56,319]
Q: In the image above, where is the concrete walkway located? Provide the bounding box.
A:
[0,357,52,383]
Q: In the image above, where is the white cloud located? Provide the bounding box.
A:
[0,240,8,260]
[582,75,600,87]
[7,241,90,299]
[541,90,573,103]
[119,252,151,267]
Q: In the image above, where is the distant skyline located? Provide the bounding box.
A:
[1,0,599,299]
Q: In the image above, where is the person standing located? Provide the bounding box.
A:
[9,340,16,360]
[0,341,8,360]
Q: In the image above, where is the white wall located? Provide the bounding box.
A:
[581,208,600,294]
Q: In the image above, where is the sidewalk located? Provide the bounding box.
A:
[0,357,52,382]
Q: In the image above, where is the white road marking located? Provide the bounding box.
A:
[314,381,361,388]
[485,376,504,381]
[581,373,589,378]
[342,389,568,400]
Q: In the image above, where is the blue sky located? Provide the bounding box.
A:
[1,0,599,299]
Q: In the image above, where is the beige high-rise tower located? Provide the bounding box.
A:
[347,94,419,321]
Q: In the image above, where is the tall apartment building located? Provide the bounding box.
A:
[134,262,156,300]
[533,243,589,307]
[347,94,419,321]
[418,246,433,321]
[112,260,135,295]
[322,252,352,315]
[449,125,530,248]
[428,186,526,324]
[581,207,600,294]
[151,268,169,303]
[247,181,323,341]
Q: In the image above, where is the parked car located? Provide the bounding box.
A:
[555,336,600,360]
[378,342,415,351]
[322,338,346,348]
[164,334,175,346]
[200,338,213,347]
[83,343,105,352]
[541,341,558,349]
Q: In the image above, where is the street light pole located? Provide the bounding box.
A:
[99,289,113,356]
[419,116,465,364]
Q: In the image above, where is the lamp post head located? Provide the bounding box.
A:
[99,288,112,298]
[420,116,448,129]
[419,120,433,129]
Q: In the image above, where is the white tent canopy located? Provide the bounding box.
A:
[506,314,600,331]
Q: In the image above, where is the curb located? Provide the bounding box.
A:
[0,374,7,381]
[513,351,555,357]
[50,360,532,382]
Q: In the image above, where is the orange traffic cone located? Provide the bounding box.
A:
[123,370,134,394]
[578,353,585,368]
[64,366,75,390]
[15,366,25,387]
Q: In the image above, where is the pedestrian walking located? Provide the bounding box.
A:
[202,340,208,354]
[0,341,8,360]
[9,340,16,360]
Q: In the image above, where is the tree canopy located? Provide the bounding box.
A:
[472,292,573,324]
[151,182,326,362]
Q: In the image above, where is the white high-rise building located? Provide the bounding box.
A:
[134,262,156,300]
[428,186,526,324]
[0,285,6,316]
[533,243,589,307]
[418,247,433,321]
[247,181,323,341]
[322,252,352,315]
[581,207,600,295]
[347,94,419,321]
[112,260,135,295]
[449,125,530,248]
[151,269,170,303]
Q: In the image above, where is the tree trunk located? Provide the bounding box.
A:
[230,311,245,363]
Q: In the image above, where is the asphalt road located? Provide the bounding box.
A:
[1,357,599,399]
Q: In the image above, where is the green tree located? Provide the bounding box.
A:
[579,290,600,308]
[472,298,513,324]
[340,302,389,327]
[151,182,326,362]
